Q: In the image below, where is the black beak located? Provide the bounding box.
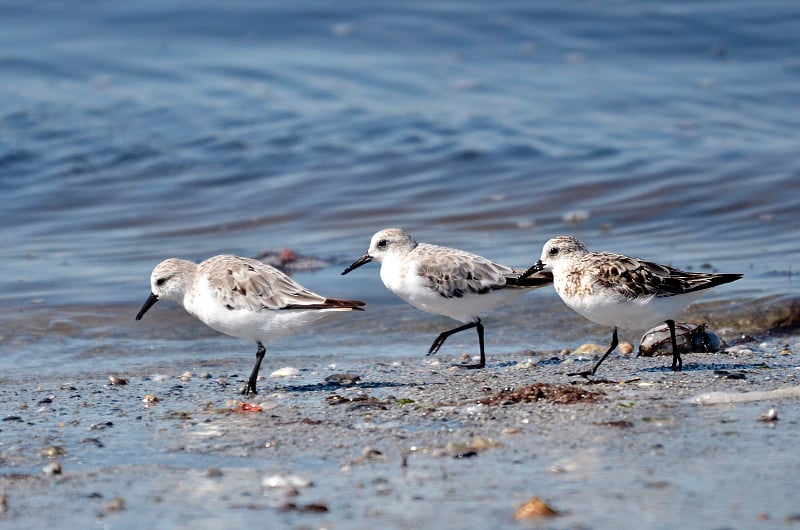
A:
[135,292,159,320]
[341,253,373,275]
[517,260,545,281]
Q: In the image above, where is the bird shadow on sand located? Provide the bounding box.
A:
[638,361,772,374]
[280,380,427,393]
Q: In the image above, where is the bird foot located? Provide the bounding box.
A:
[241,383,258,396]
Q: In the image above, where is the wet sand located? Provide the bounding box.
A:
[2,339,800,529]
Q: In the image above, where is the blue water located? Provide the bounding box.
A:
[2,0,800,374]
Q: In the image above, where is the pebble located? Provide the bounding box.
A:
[759,408,778,422]
[102,497,125,513]
[514,496,558,519]
[573,343,605,356]
[204,468,224,478]
[142,394,160,404]
[512,358,537,369]
[325,373,361,385]
[108,376,127,386]
[619,342,634,355]
[42,461,62,475]
[270,367,300,378]
[41,446,65,457]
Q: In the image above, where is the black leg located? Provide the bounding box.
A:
[569,326,618,377]
[666,319,683,371]
[427,320,486,369]
[243,342,266,396]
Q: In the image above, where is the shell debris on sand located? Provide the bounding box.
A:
[477,383,604,406]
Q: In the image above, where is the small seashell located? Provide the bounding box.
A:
[270,367,300,378]
[619,342,634,355]
[108,376,127,385]
[514,496,558,519]
[142,394,160,404]
[233,402,263,413]
[262,474,313,489]
[759,408,778,422]
[42,461,62,476]
[102,497,125,513]
[573,343,605,356]
[205,468,224,478]
[180,371,194,381]
[41,446,65,458]
[513,358,537,369]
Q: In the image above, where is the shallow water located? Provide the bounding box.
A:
[2,1,800,526]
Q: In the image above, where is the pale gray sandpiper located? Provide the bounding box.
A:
[518,235,742,376]
[136,255,365,395]
[341,228,553,369]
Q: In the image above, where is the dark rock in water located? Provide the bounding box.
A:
[639,323,723,357]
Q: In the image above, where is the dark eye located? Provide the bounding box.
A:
[549,247,559,256]
[156,277,167,286]
[377,239,388,249]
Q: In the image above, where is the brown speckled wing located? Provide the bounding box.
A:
[581,252,741,299]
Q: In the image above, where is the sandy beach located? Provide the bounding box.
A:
[2,333,799,529]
